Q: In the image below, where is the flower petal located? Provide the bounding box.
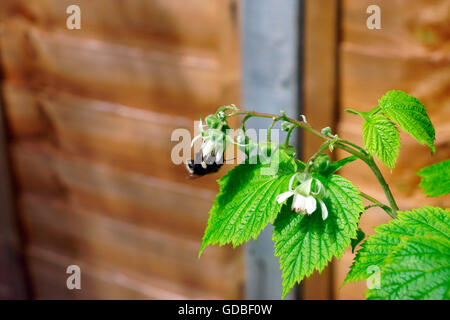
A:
[191,134,202,147]
[215,147,224,163]
[202,140,214,157]
[304,196,317,214]
[292,194,306,213]
[319,199,328,220]
[276,191,294,204]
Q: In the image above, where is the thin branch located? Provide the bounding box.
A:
[226,109,400,218]
[360,191,396,219]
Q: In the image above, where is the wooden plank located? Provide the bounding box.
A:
[0,20,223,116]
[19,194,243,298]
[3,82,226,189]
[342,0,450,53]
[10,143,64,197]
[340,48,450,118]
[1,0,243,300]
[20,193,237,266]
[217,0,241,105]
[302,0,339,160]
[26,246,222,300]
[10,142,221,239]
[2,83,49,139]
[0,0,17,22]
[338,0,450,208]
[12,0,220,50]
[300,0,339,300]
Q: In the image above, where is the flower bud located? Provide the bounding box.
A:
[321,126,332,136]
[281,121,294,132]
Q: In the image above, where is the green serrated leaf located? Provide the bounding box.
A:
[417,160,450,197]
[324,156,358,176]
[366,235,450,300]
[273,175,363,298]
[351,228,366,254]
[199,149,296,256]
[379,90,435,153]
[363,114,400,168]
[345,206,450,284]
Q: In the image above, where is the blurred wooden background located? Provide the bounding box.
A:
[335,0,450,299]
[0,0,448,300]
[302,0,449,300]
[0,0,243,299]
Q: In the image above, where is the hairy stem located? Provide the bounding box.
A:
[267,117,279,142]
[360,191,396,218]
[363,156,399,216]
[241,114,252,132]
[284,125,296,147]
[337,143,398,217]
[227,109,400,218]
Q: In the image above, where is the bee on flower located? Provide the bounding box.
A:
[276,172,329,220]
[186,114,228,176]
[186,106,245,177]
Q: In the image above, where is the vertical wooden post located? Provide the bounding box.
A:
[300,0,340,300]
[241,0,302,300]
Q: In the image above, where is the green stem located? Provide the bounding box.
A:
[339,139,368,155]
[227,109,399,218]
[359,191,383,204]
[365,203,387,211]
[360,191,395,219]
[267,117,279,142]
[229,110,323,140]
[369,106,381,116]
[365,203,381,210]
[363,156,399,216]
[241,114,252,132]
[345,109,360,115]
[284,125,297,147]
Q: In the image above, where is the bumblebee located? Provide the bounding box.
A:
[185,151,224,176]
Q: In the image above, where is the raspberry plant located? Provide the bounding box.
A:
[192,90,450,300]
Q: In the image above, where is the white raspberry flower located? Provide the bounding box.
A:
[276,173,329,220]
